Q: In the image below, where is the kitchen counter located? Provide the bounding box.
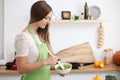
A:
[51,63,120,73]
[0,64,119,75]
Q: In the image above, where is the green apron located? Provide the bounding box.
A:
[21,25,51,80]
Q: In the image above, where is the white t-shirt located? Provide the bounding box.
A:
[14,32,43,63]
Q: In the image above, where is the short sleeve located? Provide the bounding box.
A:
[14,33,31,57]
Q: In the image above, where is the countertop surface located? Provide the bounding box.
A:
[0,64,119,75]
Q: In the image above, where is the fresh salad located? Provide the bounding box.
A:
[57,64,71,70]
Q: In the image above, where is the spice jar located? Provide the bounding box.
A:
[104,48,113,65]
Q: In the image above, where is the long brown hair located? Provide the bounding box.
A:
[29,1,53,53]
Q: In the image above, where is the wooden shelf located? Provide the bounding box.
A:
[0,64,119,75]
[51,19,107,23]
[51,64,119,73]
[0,70,19,75]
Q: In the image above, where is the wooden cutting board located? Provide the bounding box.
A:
[55,42,95,63]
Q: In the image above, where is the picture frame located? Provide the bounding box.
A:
[61,11,71,20]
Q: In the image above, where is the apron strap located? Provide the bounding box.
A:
[27,24,41,52]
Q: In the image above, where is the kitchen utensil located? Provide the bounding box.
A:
[56,61,64,70]
[56,42,95,63]
[47,49,64,70]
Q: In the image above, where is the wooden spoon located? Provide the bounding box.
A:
[47,49,64,70]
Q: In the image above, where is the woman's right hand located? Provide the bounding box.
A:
[43,56,58,66]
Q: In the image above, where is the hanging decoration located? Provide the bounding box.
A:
[98,23,104,48]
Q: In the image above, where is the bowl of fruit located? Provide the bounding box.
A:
[55,62,72,75]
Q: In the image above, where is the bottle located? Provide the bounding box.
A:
[84,2,88,19]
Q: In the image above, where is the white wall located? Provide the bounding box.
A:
[1,0,120,80]
[4,0,120,62]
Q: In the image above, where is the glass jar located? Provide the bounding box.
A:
[104,50,110,65]
[104,49,112,65]
[104,48,113,65]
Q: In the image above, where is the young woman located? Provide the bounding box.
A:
[14,1,58,80]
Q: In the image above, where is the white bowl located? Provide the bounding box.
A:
[55,62,72,74]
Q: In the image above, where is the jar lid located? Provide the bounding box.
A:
[104,48,113,52]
